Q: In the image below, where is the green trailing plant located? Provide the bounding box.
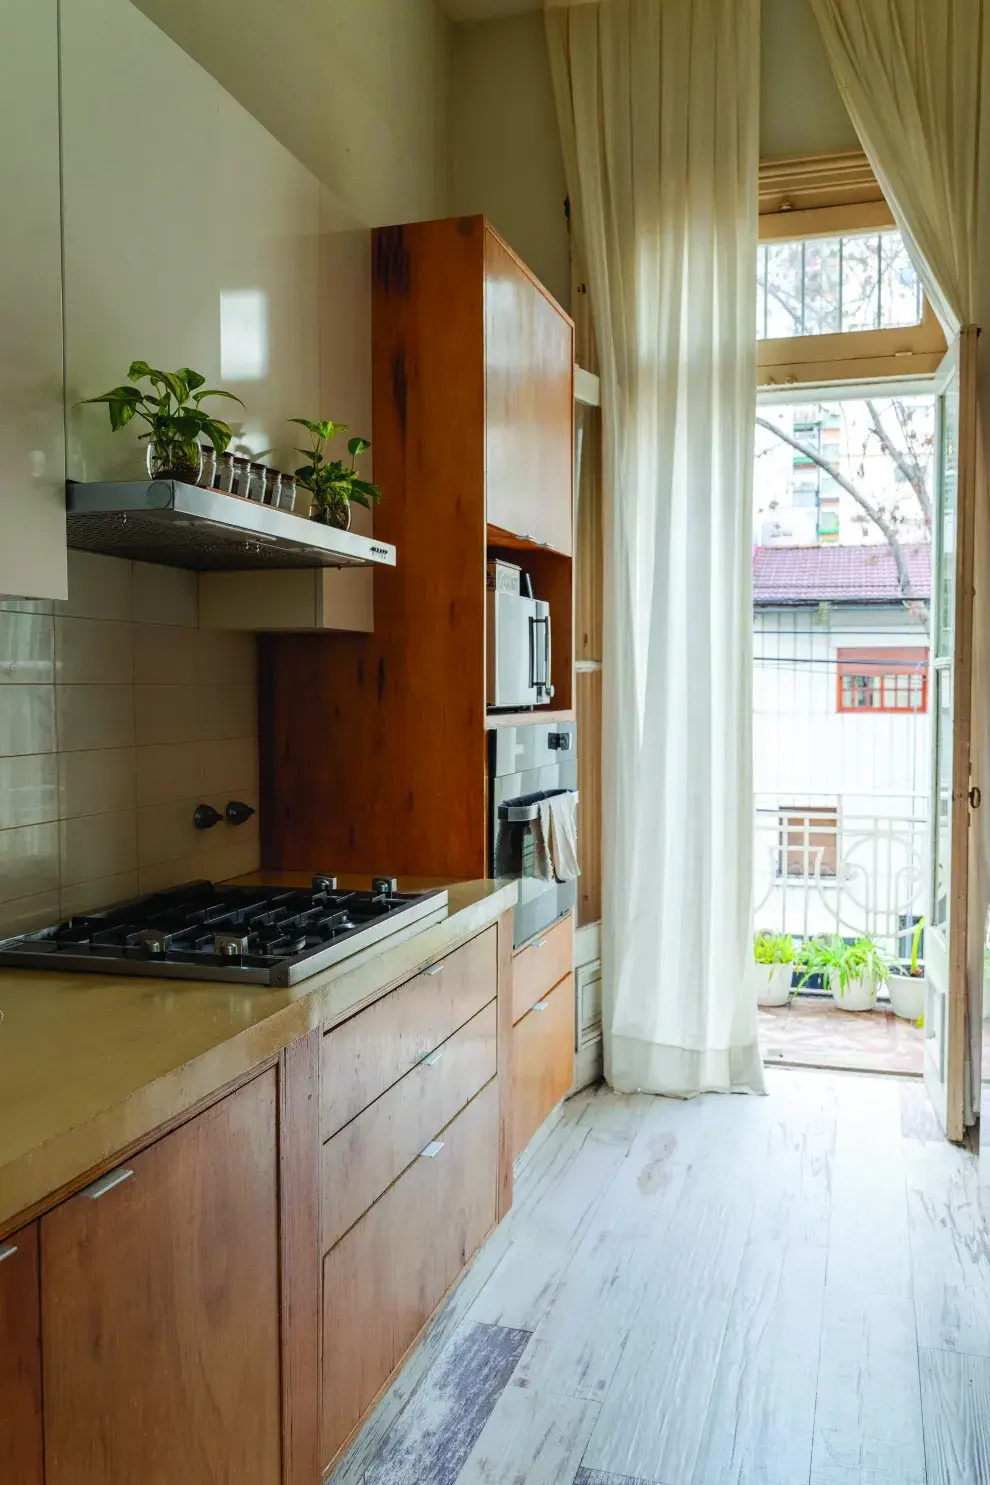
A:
[754,931,795,966]
[909,916,925,976]
[81,362,242,479]
[289,418,382,528]
[798,933,891,997]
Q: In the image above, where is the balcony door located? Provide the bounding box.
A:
[925,328,979,1140]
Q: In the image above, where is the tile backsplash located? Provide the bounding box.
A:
[0,551,260,936]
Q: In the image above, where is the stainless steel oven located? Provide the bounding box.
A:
[489,720,578,947]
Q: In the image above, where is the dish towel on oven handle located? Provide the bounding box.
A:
[547,790,580,882]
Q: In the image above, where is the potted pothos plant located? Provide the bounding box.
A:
[81,362,242,483]
[798,933,890,1012]
[752,931,796,1007]
[289,418,382,529]
[888,916,926,1022]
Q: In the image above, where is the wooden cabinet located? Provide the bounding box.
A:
[512,971,576,1159]
[0,0,66,601]
[512,912,574,1024]
[0,1223,43,1485]
[41,1072,282,1485]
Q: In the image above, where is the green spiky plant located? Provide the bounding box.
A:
[81,362,242,481]
[798,933,890,999]
[754,931,795,966]
[289,418,382,529]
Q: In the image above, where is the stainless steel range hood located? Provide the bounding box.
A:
[65,481,396,572]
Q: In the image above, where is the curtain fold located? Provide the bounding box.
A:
[546,0,764,1097]
[809,0,990,1122]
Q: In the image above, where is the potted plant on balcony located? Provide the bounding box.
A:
[81,362,242,483]
[753,932,796,1006]
[888,917,926,1021]
[798,933,890,1012]
[289,418,382,529]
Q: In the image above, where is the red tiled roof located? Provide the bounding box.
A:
[752,543,931,605]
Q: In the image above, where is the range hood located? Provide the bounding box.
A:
[65,481,396,572]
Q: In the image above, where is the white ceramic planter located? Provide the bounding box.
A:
[887,973,925,1021]
[755,962,794,1007]
[829,968,878,1012]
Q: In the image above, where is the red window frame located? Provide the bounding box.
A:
[835,646,929,714]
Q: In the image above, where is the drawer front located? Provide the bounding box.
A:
[512,971,575,1159]
[321,1001,497,1252]
[321,926,497,1139]
[511,912,572,1024]
[322,1081,498,1467]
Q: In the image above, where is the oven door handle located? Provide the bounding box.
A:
[497,788,579,824]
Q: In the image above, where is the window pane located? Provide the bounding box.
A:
[880,232,923,327]
[764,241,803,337]
[802,237,842,335]
[842,233,881,330]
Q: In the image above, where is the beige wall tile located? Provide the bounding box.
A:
[200,789,259,857]
[0,612,55,684]
[60,810,138,887]
[198,629,257,685]
[137,797,203,868]
[58,747,137,819]
[132,563,198,627]
[208,838,261,883]
[0,889,61,937]
[0,596,54,615]
[132,623,199,685]
[0,755,59,829]
[61,871,139,918]
[55,616,133,684]
[134,684,200,746]
[138,854,204,895]
[0,822,60,903]
[199,736,259,796]
[56,684,135,752]
[0,686,57,756]
[57,551,132,621]
[199,683,257,741]
[136,741,202,807]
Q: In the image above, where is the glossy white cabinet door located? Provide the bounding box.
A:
[0,0,67,601]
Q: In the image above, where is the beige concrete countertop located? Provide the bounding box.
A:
[0,874,516,1237]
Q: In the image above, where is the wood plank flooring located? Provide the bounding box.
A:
[328,1069,990,1485]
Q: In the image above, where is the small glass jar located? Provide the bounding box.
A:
[198,444,217,489]
[263,468,282,506]
[231,455,250,497]
[279,473,298,513]
[215,451,235,492]
[248,462,267,501]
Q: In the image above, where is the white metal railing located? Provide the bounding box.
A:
[754,792,928,957]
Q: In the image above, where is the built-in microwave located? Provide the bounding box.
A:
[486,561,554,711]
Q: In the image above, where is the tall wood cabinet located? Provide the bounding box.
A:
[260,216,575,879]
[0,1223,43,1485]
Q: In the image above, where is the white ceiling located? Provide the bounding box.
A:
[442,0,541,21]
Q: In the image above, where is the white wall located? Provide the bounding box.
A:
[760,0,858,159]
[130,0,451,229]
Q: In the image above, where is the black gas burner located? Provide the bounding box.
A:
[0,877,449,986]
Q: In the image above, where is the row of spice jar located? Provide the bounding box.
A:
[197,446,299,513]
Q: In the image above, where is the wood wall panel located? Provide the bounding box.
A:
[575,403,603,663]
[576,670,602,927]
[0,1222,43,1485]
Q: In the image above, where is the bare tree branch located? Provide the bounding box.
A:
[865,399,933,528]
[755,415,929,630]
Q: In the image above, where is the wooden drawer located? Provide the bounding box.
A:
[511,912,572,1024]
[322,926,496,1139]
[322,1080,498,1467]
[321,1001,497,1252]
[512,971,575,1159]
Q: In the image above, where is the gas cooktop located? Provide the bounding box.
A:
[0,877,449,986]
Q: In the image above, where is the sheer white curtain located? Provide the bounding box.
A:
[546,0,765,1096]
[809,0,990,1120]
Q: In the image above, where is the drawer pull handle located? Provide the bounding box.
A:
[533,1000,550,1012]
[423,964,444,977]
[84,1168,134,1201]
[0,1242,17,1264]
[420,1139,445,1159]
[533,939,547,949]
[421,1049,444,1067]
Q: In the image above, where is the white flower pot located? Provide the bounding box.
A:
[888,973,925,1021]
[829,968,878,1012]
[755,962,794,1007]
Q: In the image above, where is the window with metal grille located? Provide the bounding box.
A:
[778,808,838,878]
[757,229,923,341]
[835,646,929,713]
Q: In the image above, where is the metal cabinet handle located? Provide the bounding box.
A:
[421,1048,444,1067]
[0,1242,17,1264]
[423,964,443,977]
[84,1167,134,1201]
[533,1000,550,1012]
[420,1139,444,1159]
[533,938,547,949]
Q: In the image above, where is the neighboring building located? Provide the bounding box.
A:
[752,542,932,950]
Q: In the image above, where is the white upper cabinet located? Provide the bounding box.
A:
[0,0,67,601]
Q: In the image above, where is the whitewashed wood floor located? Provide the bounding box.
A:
[329,1068,990,1485]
